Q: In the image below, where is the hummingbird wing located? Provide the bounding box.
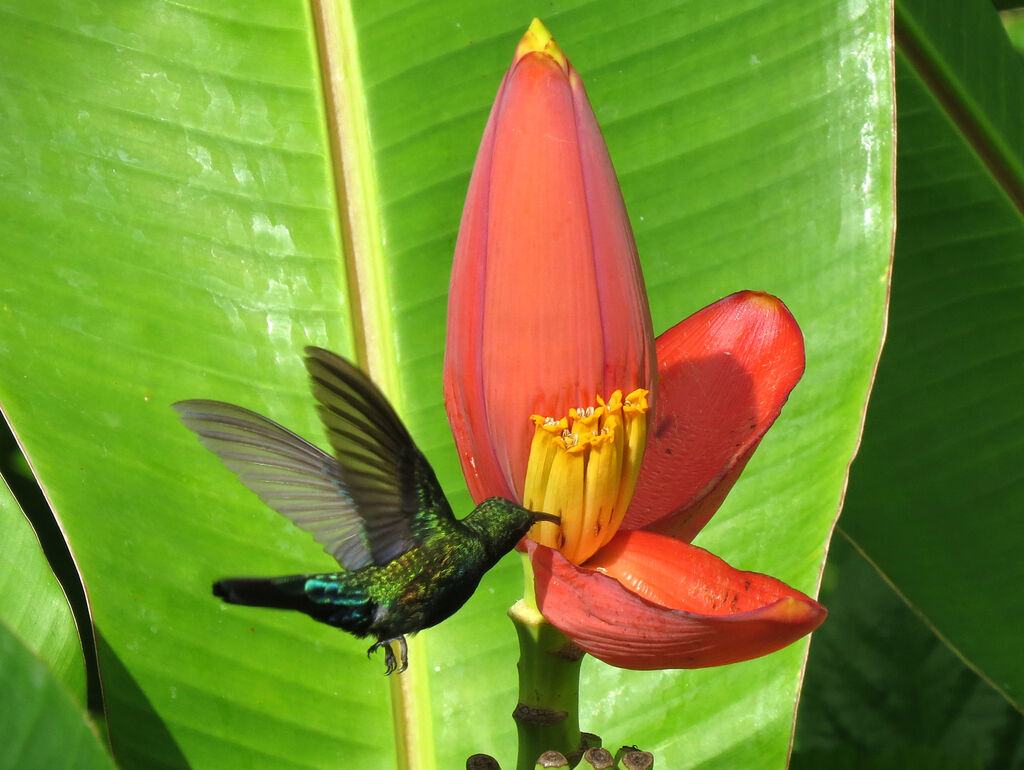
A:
[303,347,455,564]
[173,399,377,570]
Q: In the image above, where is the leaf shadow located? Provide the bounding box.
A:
[96,631,190,770]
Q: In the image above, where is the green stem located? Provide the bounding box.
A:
[510,554,584,769]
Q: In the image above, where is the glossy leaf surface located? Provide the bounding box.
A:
[0,1,893,767]
[839,0,1024,711]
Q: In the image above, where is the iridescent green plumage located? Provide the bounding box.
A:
[175,348,552,674]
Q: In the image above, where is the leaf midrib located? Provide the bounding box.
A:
[895,1,1024,217]
[310,1,434,768]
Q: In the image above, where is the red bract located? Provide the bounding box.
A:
[528,532,823,669]
[527,293,827,667]
[443,18,655,516]
[629,290,811,540]
[444,19,825,670]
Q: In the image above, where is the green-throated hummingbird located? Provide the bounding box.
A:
[174,347,555,674]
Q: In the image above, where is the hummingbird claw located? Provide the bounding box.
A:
[396,636,408,673]
[368,636,409,675]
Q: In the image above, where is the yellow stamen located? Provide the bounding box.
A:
[523,387,649,564]
[600,388,648,550]
[594,391,625,540]
[569,429,616,564]
[544,431,585,554]
[523,415,566,547]
[569,404,601,436]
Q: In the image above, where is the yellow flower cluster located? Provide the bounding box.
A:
[523,389,648,564]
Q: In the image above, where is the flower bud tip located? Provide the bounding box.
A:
[515,18,568,72]
[744,290,784,311]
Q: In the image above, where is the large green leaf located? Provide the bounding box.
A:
[0,615,116,770]
[0,478,113,770]
[0,0,893,767]
[0,472,86,704]
[836,0,1024,712]
[793,537,1024,769]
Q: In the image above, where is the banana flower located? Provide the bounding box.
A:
[444,19,825,670]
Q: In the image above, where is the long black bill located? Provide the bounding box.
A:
[531,511,561,525]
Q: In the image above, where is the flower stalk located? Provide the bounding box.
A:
[510,556,584,769]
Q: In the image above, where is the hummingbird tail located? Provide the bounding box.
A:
[213,574,374,635]
[213,576,312,612]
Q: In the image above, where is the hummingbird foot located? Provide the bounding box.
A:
[368,636,408,675]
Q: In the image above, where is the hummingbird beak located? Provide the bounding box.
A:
[530,511,561,525]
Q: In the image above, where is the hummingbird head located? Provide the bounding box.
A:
[464,498,561,562]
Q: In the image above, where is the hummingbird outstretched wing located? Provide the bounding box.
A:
[303,347,456,560]
[174,348,454,570]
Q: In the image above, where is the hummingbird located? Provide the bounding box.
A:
[174,347,555,674]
